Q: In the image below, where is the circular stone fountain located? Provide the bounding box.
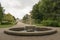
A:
[4,26,57,36]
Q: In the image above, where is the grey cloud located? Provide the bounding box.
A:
[17,0,39,8]
[0,0,39,19]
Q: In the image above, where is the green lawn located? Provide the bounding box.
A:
[0,24,14,28]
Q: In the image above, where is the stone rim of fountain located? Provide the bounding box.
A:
[4,26,57,36]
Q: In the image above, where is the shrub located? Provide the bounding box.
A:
[41,20,60,27]
[1,21,16,25]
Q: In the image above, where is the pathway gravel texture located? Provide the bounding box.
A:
[0,22,60,40]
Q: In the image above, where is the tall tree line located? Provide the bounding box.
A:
[0,3,16,24]
[31,0,60,23]
[0,3,4,24]
[28,0,60,27]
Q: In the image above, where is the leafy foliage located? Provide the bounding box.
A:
[39,0,60,20]
[23,14,29,20]
[22,14,29,23]
[31,3,43,20]
[0,3,4,23]
[41,20,60,27]
[30,0,60,27]
[2,13,16,24]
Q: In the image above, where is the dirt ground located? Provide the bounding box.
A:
[0,22,60,40]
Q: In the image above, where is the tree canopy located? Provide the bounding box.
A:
[31,0,60,21]
[3,13,15,22]
[30,0,60,27]
[0,3,4,23]
[22,14,30,23]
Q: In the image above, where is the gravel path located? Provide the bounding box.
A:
[0,22,60,40]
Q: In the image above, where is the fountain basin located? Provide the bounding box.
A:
[4,26,57,36]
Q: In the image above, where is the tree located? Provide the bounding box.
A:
[0,3,4,23]
[39,0,60,20]
[31,0,60,21]
[31,3,43,19]
[30,0,60,27]
[31,2,43,23]
[23,14,29,20]
[2,13,15,24]
[13,16,16,21]
[22,14,29,23]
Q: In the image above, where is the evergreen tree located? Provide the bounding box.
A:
[31,0,60,21]
[0,3,4,23]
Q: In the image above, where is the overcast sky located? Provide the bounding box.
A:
[0,0,39,19]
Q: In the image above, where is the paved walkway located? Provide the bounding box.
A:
[0,22,60,40]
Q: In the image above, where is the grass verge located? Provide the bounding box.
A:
[0,24,15,28]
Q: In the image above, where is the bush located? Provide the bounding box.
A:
[1,21,17,25]
[41,20,60,27]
